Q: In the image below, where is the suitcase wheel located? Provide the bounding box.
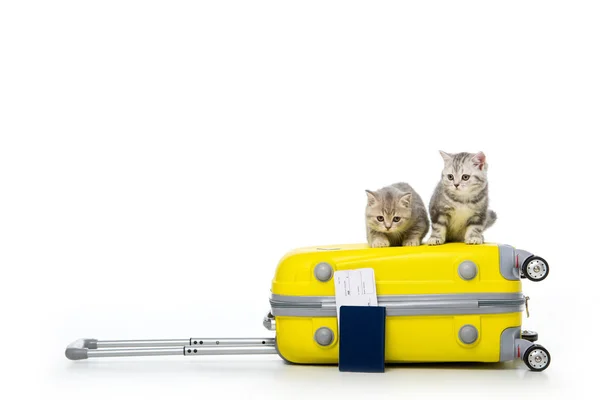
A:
[523,344,551,371]
[521,256,549,282]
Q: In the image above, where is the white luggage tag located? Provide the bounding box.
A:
[333,268,378,328]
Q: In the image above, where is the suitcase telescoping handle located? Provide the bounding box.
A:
[65,337,278,360]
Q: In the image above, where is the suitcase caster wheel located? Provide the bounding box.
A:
[523,344,550,371]
[521,330,538,342]
[522,256,549,282]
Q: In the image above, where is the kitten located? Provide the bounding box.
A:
[365,182,430,248]
[427,151,497,245]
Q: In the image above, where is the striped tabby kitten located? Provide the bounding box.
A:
[427,151,497,245]
[365,182,430,248]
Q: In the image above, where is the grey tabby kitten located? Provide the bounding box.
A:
[365,182,430,248]
[427,151,497,245]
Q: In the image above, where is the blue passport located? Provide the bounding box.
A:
[338,305,386,373]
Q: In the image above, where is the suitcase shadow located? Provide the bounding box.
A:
[274,359,550,382]
[64,357,549,384]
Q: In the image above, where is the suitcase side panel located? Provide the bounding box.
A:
[272,243,521,296]
[275,312,522,364]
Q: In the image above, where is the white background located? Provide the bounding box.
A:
[1,1,598,399]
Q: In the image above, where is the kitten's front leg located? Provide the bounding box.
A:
[402,235,422,247]
[427,217,447,246]
[402,223,427,246]
[464,225,484,244]
[369,232,391,248]
[464,213,486,244]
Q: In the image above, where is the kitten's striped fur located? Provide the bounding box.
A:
[427,151,496,245]
[365,182,430,248]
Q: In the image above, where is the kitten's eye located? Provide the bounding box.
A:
[447,174,454,180]
[462,174,470,181]
[376,216,384,222]
[393,217,401,223]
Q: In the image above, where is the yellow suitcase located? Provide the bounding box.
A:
[266,242,550,371]
[64,243,550,372]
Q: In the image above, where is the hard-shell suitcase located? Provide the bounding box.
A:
[65,242,551,371]
[268,242,549,370]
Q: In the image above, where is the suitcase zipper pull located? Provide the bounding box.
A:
[525,296,530,318]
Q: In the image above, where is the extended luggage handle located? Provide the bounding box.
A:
[66,312,279,361]
[65,337,278,360]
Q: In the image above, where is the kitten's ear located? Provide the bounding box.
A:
[399,193,412,208]
[439,150,453,163]
[365,190,378,206]
[471,152,486,170]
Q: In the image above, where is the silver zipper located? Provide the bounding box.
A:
[270,296,526,309]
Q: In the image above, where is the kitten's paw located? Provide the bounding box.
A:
[402,239,421,247]
[465,236,483,245]
[427,237,444,246]
[370,237,390,248]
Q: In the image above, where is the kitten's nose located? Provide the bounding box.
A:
[385,225,391,230]
[454,183,460,188]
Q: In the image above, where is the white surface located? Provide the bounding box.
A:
[1,1,598,399]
